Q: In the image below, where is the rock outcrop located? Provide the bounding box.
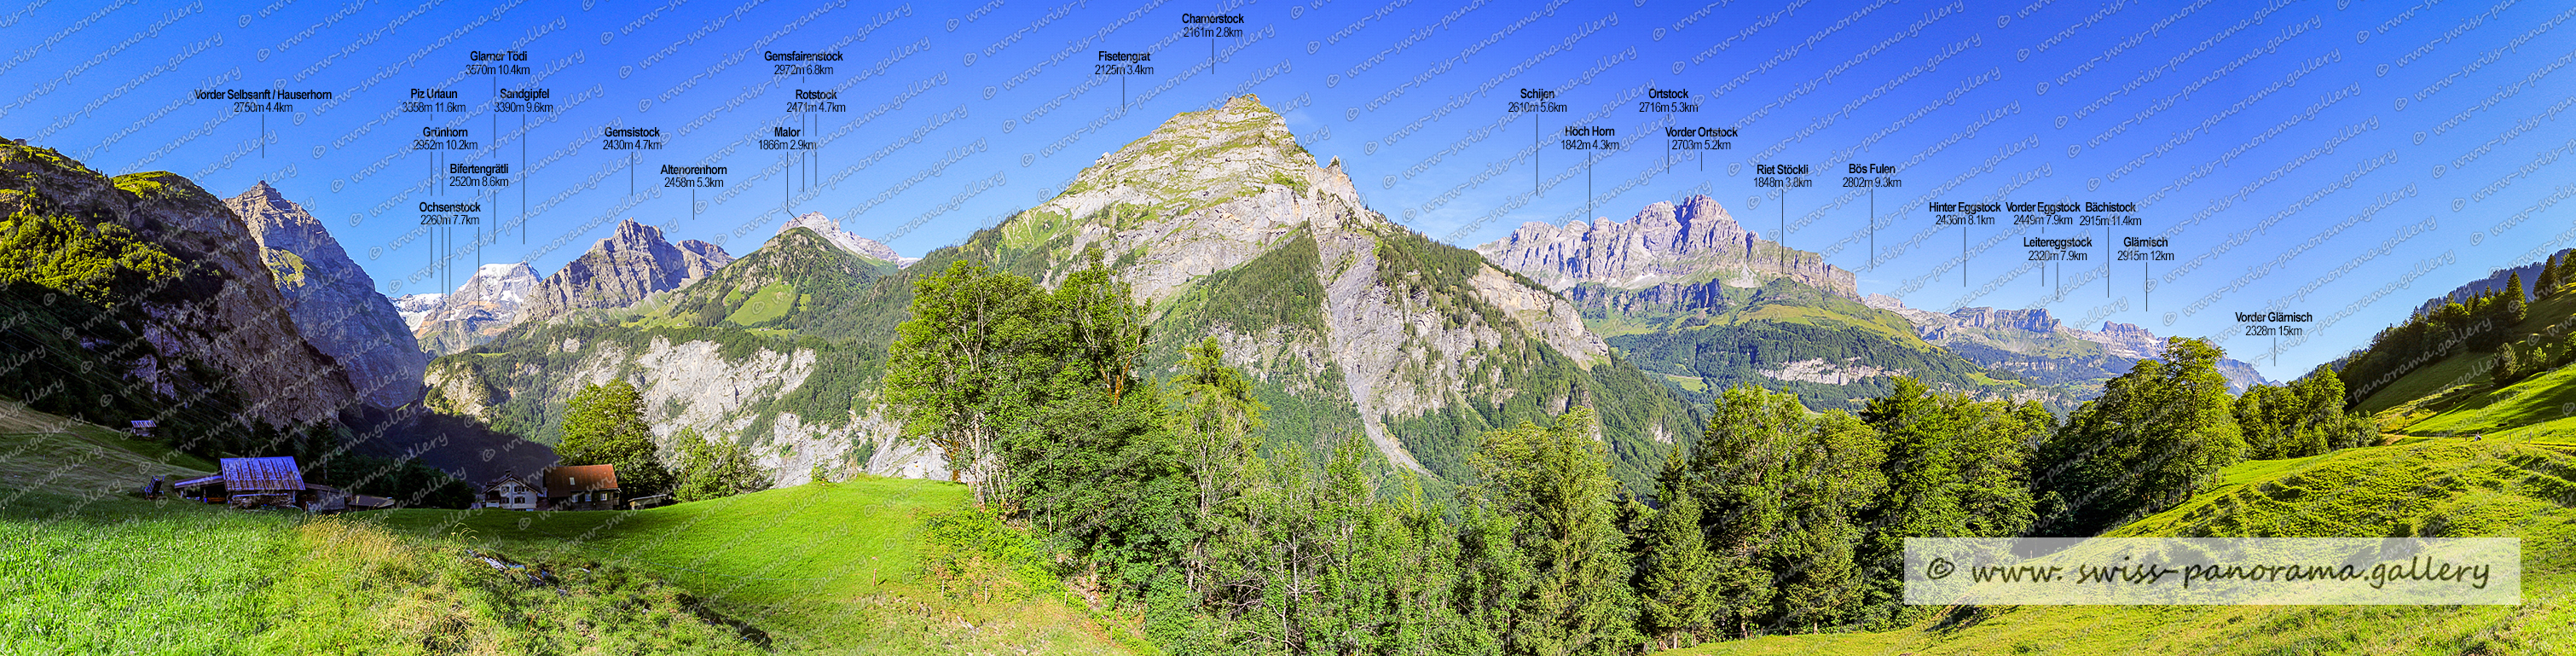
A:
[408,263,540,355]
[227,182,429,409]
[1476,194,1858,298]
[1931,307,2062,340]
[523,219,732,322]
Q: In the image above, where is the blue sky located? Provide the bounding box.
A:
[3,0,2571,380]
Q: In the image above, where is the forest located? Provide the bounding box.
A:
[881,258,2386,654]
[2336,255,2576,405]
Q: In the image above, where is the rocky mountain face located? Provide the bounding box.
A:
[406,263,540,356]
[521,219,732,322]
[1864,294,2269,393]
[424,96,1697,492]
[1477,196,2031,412]
[967,96,1685,486]
[1943,307,2060,335]
[226,182,427,409]
[1476,194,1858,298]
[0,140,359,428]
[427,226,917,487]
[782,212,914,268]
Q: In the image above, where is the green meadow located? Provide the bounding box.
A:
[0,402,1135,655]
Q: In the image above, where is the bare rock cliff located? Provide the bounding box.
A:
[1477,194,1858,298]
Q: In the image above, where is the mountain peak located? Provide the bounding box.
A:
[1066,94,1329,207]
[409,262,541,355]
[523,219,732,323]
[780,212,914,266]
[999,93,1371,301]
[611,218,661,245]
[224,181,427,408]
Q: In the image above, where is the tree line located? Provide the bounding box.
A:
[884,258,2388,654]
[2339,253,2576,404]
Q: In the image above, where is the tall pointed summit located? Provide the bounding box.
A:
[952,95,1689,487]
[226,182,429,408]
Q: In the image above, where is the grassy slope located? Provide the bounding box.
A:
[725,282,801,326]
[0,409,1135,656]
[1674,369,2576,656]
[1729,293,1931,350]
[0,488,768,654]
[0,398,212,494]
[365,479,1140,654]
[2406,362,2576,437]
[1605,279,2025,412]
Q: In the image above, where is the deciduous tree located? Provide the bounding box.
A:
[558,380,673,496]
[2034,338,2243,537]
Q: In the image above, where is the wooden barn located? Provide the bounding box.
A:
[171,456,326,509]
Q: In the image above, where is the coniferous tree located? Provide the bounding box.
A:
[2561,250,2576,293]
[1636,456,1717,649]
[1772,410,1884,631]
[2496,342,2525,384]
[1468,408,1641,655]
[2539,253,2563,299]
[2506,272,2530,328]
[1691,386,1800,636]
[2555,251,2575,295]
